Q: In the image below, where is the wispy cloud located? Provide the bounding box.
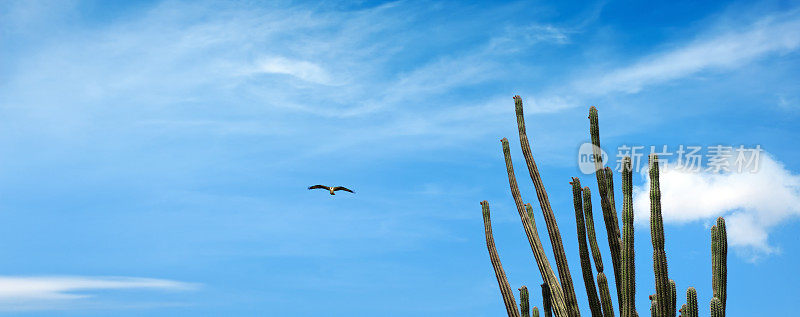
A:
[251,56,334,85]
[526,8,800,112]
[0,276,196,311]
[632,153,800,260]
[579,11,800,95]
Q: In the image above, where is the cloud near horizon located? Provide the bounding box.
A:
[0,276,197,311]
[632,153,800,259]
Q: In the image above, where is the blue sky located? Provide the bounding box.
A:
[1,0,799,315]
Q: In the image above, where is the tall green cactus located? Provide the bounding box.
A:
[482,201,521,317]
[571,178,603,317]
[712,218,727,317]
[520,286,530,317]
[589,106,622,306]
[514,96,580,317]
[582,187,604,273]
[620,157,636,317]
[543,283,553,317]
[684,287,698,317]
[480,98,732,317]
[597,272,615,317]
[649,154,671,317]
[669,280,676,317]
[501,138,569,317]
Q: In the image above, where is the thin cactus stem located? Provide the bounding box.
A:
[482,200,521,317]
[710,297,722,317]
[582,187,605,273]
[669,280,676,317]
[589,106,622,305]
[533,307,540,317]
[572,178,603,317]
[685,287,698,317]
[543,283,553,317]
[514,96,580,317]
[521,286,531,317]
[597,272,615,317]
[621,157,636,317]
[649,154,671,317]
[712,217,727,317]
[501,138,569,317]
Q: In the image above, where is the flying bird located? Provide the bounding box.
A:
[308,185,355,195]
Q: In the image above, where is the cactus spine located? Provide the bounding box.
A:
[589,106,622,306]
[571,178,603,317]
[514,96,580,317]
[684,287,698,317]
[712,218,727,316]
[501,138,569,317]
[582,187,604,273]
[520,286,530,317]
[620,157,636,317]
[543,283,553,317]
[597,272,615,317]
[649,154,671,317]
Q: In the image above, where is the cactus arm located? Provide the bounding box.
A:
[590,107,623,305]
[513,97,580,317]
[533,306,540,317]
[685,287,698,317]
[520,286,531,317]
[543,283,553,317]
[501,138,569,317]
[572,178,603,317]
[482,201,521,317]
[649,154,671,317]
[668,280,676,317]
[582,187,605,273]
[620,157,637,317]
[710,297,722,317]
[597,272,615,317]
[712,218,727,317]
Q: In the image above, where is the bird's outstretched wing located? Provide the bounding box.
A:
[308,185,330,190]
[332,186,354,193]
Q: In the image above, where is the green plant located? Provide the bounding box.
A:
[481,97,728,317]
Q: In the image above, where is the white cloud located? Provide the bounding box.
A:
[0,276,196,311]
[252,56,333,85]
[632,153,800,258]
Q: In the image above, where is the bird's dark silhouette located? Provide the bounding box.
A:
[308,185,354,195]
